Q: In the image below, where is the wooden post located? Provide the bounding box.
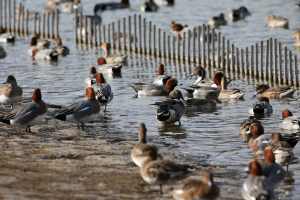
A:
[240,49,244,73]
[231,44,234,70]
[250,45,254,77]
[133,14,136,52]
[123,17,126,50]
[284,46,287,85]
[176,34,180,60]
[279,42,283,84]
[212,28,215,67]
[46,12,49,37]
[17,2,21,33]
[187,30,190,62]
[98,24,101,46]
[167,35,170,59]
[8,0,11,31]
[162,31,165,58]
[294,55,298,87]
[172,35,175,59]
[79,11,82,43]
[274,39,278,83]
[84,16,87,43]
[148,21,151,54]
[153,25,156,56]
[33,13,36,36]
[217,32,221,68]
[245,47,249,75]
[102,25,106,44]
[192,27,195,62]
[158,28,161,57]
[12,0,15,32]
[117,20,120,49]
[143,18,146,53]
[128,16,131,51]
[264,40,269,80]
[181,32,185,61]
[255,43,258,77]
[93,22,96,45]
[138,15,141,53]
[260,41,263,79]
[51,10,54,38]
[87,18,91,44]
[25,9,28,35]
[202,24,205,66]
[235,48,239,72]
[207,25,210,66]
[197,26,200,64]
[289,51,293,85]
[269,38,273,82]
[3,0,6,29]
[55,9,58,37]
[226,39,229,69]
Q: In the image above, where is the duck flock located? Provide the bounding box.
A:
[1,0,300,199]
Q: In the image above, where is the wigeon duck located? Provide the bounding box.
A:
[172,171,220,200]
[261,149,285,189]
[241,160,274,200]
[95,0,129,11]
[249,97,273,115]
[32,49,59,60]
[91,73,113,112]
[97,57,122,74]
[26,36,48,56]
[293,30,300,47]
[131,123,158,167]
[218,75,244,99]
[239,116,262,134]
[254,84,295,98]
[152,64,172,85]
[0,75,23,110]
[268,15,288,28]
[44,2,59,15]
[208,13,227,27]
[33,33,51,48]
[139,145,191,194]
[279,109,300,130]
[185,91,221,112]
[54,87,101,130]
[0,26,14,42]
[229,6,250,20]
[141,0,159,12]
[52,37,70,55]
[114,32,135,43]
[86,5,102,25]
[61,0,83,13]
[266,132,294,170]
[84,67,97,87]
[0,46,6,58]
[155,0,174,6]
[0,88,47,133]
[100,42,128,63]
[130,78,178,96]
[156,90,186,126]
[248,123,271,154]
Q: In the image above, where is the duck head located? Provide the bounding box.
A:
[86,87,96,100]
[270,132,284,142]
[97,57,107,65]
[96,73,106,84]
[264,149,275,163]
[282,109,292,120]
[248,160,263,176]
[158,64,165,75]
[32,88,42,101]
[165,78,178,90]
[254,84,269,96]
[250,123,264,139]
[90,67,97,74]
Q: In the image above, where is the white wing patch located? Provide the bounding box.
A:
[78,107,89,112]
[277,169,281,174]
[24,110,33,116]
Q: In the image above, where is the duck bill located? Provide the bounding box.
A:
[253,92,258,97]
[186,73,194,78]
[180,97,186,103]
[3,80,8,84]
[215,98,222,103]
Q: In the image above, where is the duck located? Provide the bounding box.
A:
[293,30,300,47]
[95,0,130,11]
[241,160,274,200]
[33,33,51,48]
[279,109,300,130]
[100,42,128,63]
[32,49,59,60]
[84,67,97,87]
[185,91,221,112]
[61,0,83,13]
[0,46,6,58]
[254,84,295,98]
[261,149,285,189]
[129,78,178,96]
[155,90,186,126]
[208,13,227,27]
[141,0,159,12]
[172,171,220,200]
[239,116,262,134]
[91,73,113,112]
[155,0,174,6]
[131,123,158,167]
[170,21,187,32]
[229,6,250,20]
[54,87,101,130]
[52,37,70,55]
[152,64,172,85]
[249,97,273,115]
[86,5,102,25]
[97,57,122,74]
[248,123,271,154]
[139,145,191,194]
[114,32,135,43]
[0,88,47,133]
[26,36,48,56]
[0,75,23,110]
[218,75,244,99]
[0,26,14,42]
[268,15,288,28]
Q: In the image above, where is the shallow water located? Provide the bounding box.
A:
[1,0,300,198]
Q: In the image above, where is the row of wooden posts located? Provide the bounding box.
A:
[0,0,59,38]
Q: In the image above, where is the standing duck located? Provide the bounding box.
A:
[254,84,295,98]
[84,67,97,87]
[152,64,171,85]
[141,0,159,12]
[52,37,70,55]
[279,109,300,130]
[100,42,128,63]
[0,75,23,110]
[249,97,273,115]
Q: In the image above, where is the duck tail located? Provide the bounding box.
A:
[156,105,170,121]
[112,64,122,73]
[0,118,10,125]
[129,84,139,93]
[183,88,194,94]
[54,114,66,121]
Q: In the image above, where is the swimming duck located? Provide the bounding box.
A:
[279,109,300,130]
[248,123,271,154]
[84,67,97,87]
[95,0,129,11]
[91,73,113,112]
[170,21,187,32]
[293,30,300,47]
[114,32,135,43]
[249,97,273,115]
[218,75,244,99]
[0,75,23,110]
[268,15,288,28]
[241,160,274,200]
[229,6,250,20]
[185,91,221,112]
[156,90,186,126]
[100,42,128,63]
[139,145,191,194]
[239,116,262,134]
[130,78,178,96]
[33,33,51,48]
[208,13,227,27]
[152,64,172,85]
[0,46,6,58]
[141,0,159,12]
[86,5,102,25]
[0,26,14,42]
[54,87,101,130]
[155,0,174,6]
[0,88,47,133]
[26,36,48,56]
[32,49,59,60]
[172,171,220,200]
[52,37,70,55]
[254,84,295,98]
[97,57,122,74]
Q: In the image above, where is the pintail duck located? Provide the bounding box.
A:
[261,149,285,189]
[61,0,83,13]
[96,0,130,11]
[229,6,250,20]
[218,75,244,99]
[249,97,273,115]
[155,0,174,6]
[172,171,220,200]
[54,87,100,130]
[279,109,300,130]
[0,46,6,58]
[85,5,102,25]
[152,64,172,85]
[52,37,70,55]
[0,26,14,42]
[139,145,191,194]
[293,30,300,47]
[91,73,113,112]
[26,36,48,56]
[254,84,295,98]
[0,88,47,133]
[32,49,59,60]
[100,42,128,63]
[156,90,186,126]
[0,75,23,110]
[208,13,227,27]
[84,67,97,87]
[268,15,288,28]
[248,123,271,154]
[130,78,178,96]
[185,91,221,112]
[241,160,274,200]
[239,116,262,134]
[97,57,122,74]
[141,0,159,12]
